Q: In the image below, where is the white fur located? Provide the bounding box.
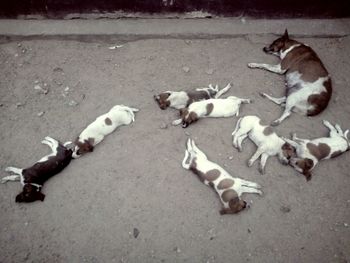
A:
[173,96,251,126]
[182,138,262,211]
[284,120,349,173]
[232,116,289,174]
[280,44,301,59]
[73,105,139,158]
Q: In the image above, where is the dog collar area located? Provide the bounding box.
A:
[27,183,42,191]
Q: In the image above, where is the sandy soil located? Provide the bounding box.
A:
[0,35,349,262]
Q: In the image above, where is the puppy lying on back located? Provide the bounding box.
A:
[182,138,262,214]
[173,96,251,128]
[2,137,73,203]
[232,115,296,174]
[73,105,139,158]
[283,120,349,181]
[154,83,231,110]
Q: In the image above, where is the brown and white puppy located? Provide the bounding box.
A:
[73,105,139,158]
[173,96,251,128]
[154,83,231,110]
[248,29,332,126]
[2,137,73,203]
[232,115,296,174]
[283,120,349,181]
[182,138,262,215]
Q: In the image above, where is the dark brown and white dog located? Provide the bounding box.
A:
[182,138,262,214]
[154,83,231,110]
[248,30,332,126]
[173,96,251,128]
[232,115,296,174]
[2,137,73,203]
[283,120,349,181]
[73,105,139,158]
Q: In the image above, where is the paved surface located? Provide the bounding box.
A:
[0,19,349,262]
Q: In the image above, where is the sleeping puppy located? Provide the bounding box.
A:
[182,138,262,214]
[232,115,296,174]
[173,96,251,128]
[2,137,73,203]
[154,83,231,110]
[283,120,349,181]
[73,105,139,158]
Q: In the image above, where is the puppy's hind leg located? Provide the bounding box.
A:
[182,149,191,169]
[258,153,269,175]
[1,175,20,184]
[247,147,264,167]
[239,186,263,196]
[215,83,231,98]
[260,93,286,106]
[248,63,286,75]
[5,167,23,175]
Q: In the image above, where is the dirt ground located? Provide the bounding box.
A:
[0,34,349,263]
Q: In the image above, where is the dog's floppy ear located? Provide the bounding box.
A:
[37,192,45,201]
[283,29,289,39]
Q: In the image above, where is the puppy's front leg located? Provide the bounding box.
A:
[258,153,269,174]
[247,148,264,167]
[5,167,23,175]
[248,63,286,75]
[260,93,286,105]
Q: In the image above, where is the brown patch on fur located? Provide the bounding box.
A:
[282,143,296,159]
[75,137,95,155]
[217,178,234,190]
[330,150,343,158]
[306,143,331,160]
[221,189,238,202]
[263,126,274,136]
[183,111,199,127]
[154,93,171,109]
[190,160,220,182]
[105,117,112,125]
[206,103,214,116]
[296,158,314,181]
[307,79,332,116]
[187,90,210,105]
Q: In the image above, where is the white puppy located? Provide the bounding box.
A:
[283,120,349,181]
[173,96,251,128]
[182,138,262,215]
[232,115,296,174]
[73,105,139,158]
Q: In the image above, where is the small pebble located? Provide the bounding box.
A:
[184,131,190,136]
[16,102,23,108]
[64,86,70,92]
[344,223,348,227]
[133,228,140,238]
[68,100,79,107]
[206,69,214,75]
[228,156,234,160]
[37,111,45,117]
[280,205,291,213]
[174,247,181,253]
[182,66,190,73]
[159,123,168,129]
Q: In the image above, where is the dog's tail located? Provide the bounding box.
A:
[215,83,232,99]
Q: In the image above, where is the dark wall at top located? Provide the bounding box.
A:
[1,0,349,18]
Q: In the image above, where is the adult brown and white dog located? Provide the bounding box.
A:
[2,137,73,203]
[154,83,231,110]
[283,120,349,181]
[248,30,332,126]
[232,115,296,174]
[182,138,262,214]
[73,105,139,158]
[173,96,251,128]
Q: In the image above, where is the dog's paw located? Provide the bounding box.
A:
[259,92,267,98]
[247,160,254,167]
[271,120,280,126]
[248,63,259,68]
[290,132,297,139]
[257,190,263,196]
[172,119,182,126]
[258,166,265,175]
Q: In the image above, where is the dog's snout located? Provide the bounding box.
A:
[263,46,269,53]
[182,122,188,128]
